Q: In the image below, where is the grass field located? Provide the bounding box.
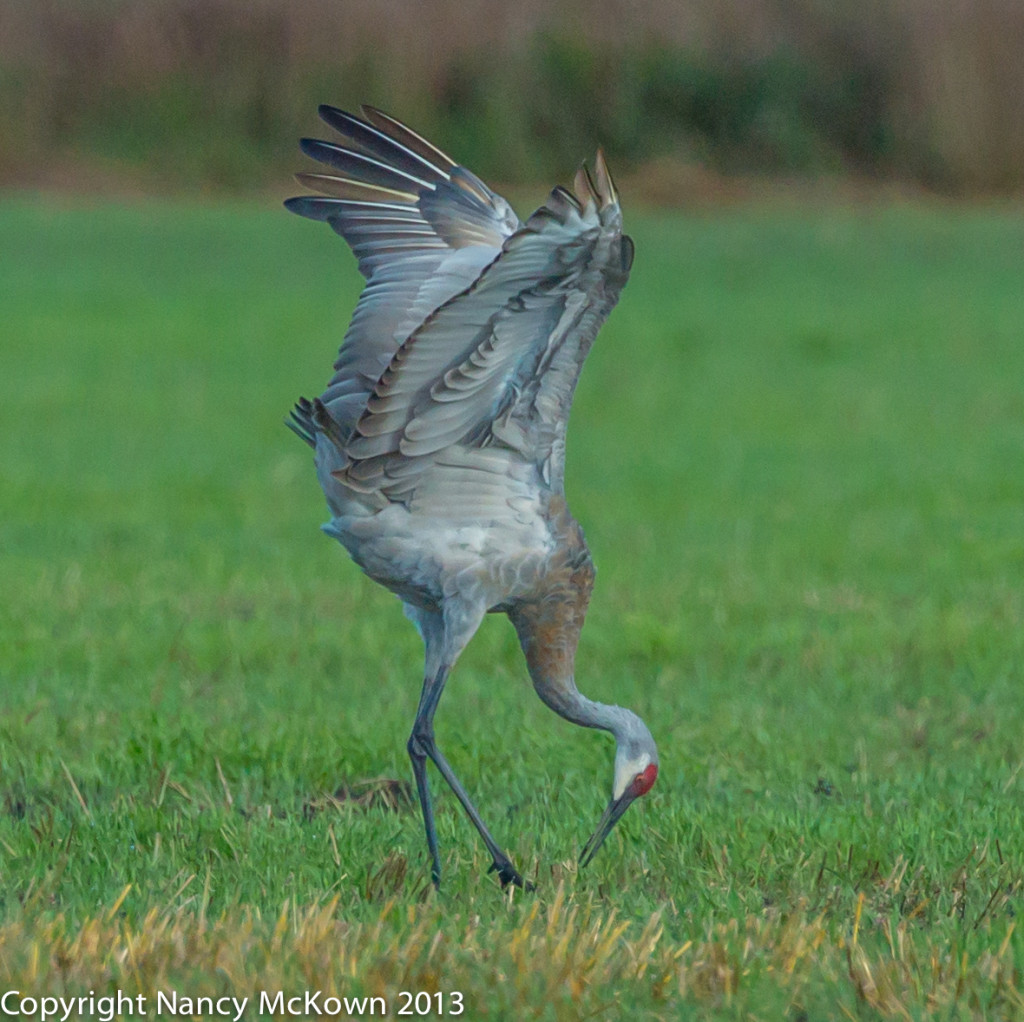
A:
[1,193,1023,1018]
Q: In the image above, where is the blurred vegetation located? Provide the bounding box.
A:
[1,0,1023,194]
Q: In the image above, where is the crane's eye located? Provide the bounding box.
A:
[632,763,658,796]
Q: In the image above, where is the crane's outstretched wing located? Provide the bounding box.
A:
[337,154,633,503]
[285,106,520,437]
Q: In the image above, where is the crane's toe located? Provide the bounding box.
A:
[489,858,533,891]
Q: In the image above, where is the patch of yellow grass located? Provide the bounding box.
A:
[1,886,1020,1017]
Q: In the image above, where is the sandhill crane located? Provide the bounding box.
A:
[286,106,658,888]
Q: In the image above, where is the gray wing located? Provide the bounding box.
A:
[285,105,520,437]
[337,152,633,503]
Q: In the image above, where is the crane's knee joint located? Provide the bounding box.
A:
[407,729,433,760]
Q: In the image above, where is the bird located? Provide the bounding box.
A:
[285,105,658,888]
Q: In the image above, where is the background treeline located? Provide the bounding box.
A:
[2,0,1022,195]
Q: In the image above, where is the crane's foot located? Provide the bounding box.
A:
[489,858,534,891]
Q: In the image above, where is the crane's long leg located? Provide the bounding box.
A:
[407,676,442,886]
[405,606,525,889]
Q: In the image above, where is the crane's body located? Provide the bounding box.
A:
[286,106,658,887]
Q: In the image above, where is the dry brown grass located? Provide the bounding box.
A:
[2,886,1021,1017]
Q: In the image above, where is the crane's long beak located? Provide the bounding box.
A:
[579,791,635,868]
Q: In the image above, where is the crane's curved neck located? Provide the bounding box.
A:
[508,583,630,740]
[533,675,630,735]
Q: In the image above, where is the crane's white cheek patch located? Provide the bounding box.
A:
[634,763,658,797]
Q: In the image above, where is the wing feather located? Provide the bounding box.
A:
[336,161,632,499]
[287,108,632,510]
[285,106,520,440]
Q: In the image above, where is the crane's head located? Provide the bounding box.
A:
[580,711,658,868]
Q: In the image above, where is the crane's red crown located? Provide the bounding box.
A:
[633,763,658,798]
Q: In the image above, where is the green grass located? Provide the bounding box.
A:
[1,193,1023,1017]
